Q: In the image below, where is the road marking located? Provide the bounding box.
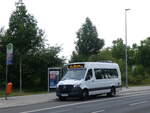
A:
[21,92,150,113]
[91,110,104,113]
[52,109,71,113]
[130,101,148,106]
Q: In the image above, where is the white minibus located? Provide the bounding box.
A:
[56,62,121,100]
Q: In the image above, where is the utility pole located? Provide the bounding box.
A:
[125,9,131,88]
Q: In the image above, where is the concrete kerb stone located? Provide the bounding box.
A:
[120,86,150,94]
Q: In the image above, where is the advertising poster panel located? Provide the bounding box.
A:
[48,68,62,91]
[49,70,59,88]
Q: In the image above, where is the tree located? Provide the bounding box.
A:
[128,43,138,66]
[70,51,88,62]
[71,17,104,62]
[6,1,44,91]
[22,46,65,90]
[0,28,6,88]
[7,1,44,54]
[111,38,125,60]
[88,47,114,62]
[138,37,150,69]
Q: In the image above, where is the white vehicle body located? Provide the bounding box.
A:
[56,62,122,99]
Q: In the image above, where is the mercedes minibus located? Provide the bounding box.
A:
[56,62,121,100]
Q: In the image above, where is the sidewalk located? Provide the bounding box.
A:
[0,93,56,108]
[1,86,150,108]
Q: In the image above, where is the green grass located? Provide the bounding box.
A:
[121,82,150,87]
[0,89,48,98]
[128,84,150,87]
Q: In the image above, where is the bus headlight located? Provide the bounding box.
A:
[73,84,81,88]
[56,84,59,88]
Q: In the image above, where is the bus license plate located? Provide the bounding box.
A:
[61,94,68,97]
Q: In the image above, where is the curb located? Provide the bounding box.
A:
[1,86,150,109]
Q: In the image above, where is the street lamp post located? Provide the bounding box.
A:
[125,9,131,88]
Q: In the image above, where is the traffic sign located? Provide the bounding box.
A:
[6,43,13,65]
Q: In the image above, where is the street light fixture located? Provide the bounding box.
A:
[125,9,131,88]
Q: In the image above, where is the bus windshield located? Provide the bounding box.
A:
[62,69,86,80]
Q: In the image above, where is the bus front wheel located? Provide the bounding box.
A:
[81,89,89,100]
[59,96,66,101]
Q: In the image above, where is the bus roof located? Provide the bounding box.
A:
[68,62,119,69]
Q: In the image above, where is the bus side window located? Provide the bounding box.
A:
[94,69,103,79]
[85,69,93,81]
[105,69,110,79]
[110,69,118,78]
[113,69,118,78]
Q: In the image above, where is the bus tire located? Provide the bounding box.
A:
[81,89,89,100]
[107,87,116,97]
[59,96,66,101]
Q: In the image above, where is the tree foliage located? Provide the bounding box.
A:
[112,38,125,60]
[71,17,104,62]
[138,37,150,67]
[0,28,6,87]
[21,46,64,90]
[6,1,44,55]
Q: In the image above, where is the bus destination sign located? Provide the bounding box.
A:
[68,64,84,69]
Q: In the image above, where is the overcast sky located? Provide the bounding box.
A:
[0,0,150,60]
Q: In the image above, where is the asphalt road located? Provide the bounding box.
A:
[1,91,150,113]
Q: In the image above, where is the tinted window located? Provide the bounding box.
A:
[110,69,118,78]
[85,69,93,80]
[94,69,118,79]
[94,69,104,79]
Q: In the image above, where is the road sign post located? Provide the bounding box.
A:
[5,43,13,100]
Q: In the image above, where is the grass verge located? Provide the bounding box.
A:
[0,89,48,98]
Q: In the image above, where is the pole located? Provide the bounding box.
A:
[5,43,13,100]
[125,9,130,88]
[20,56,22,93]
[5,64,8,100]
[48,68,49,92]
